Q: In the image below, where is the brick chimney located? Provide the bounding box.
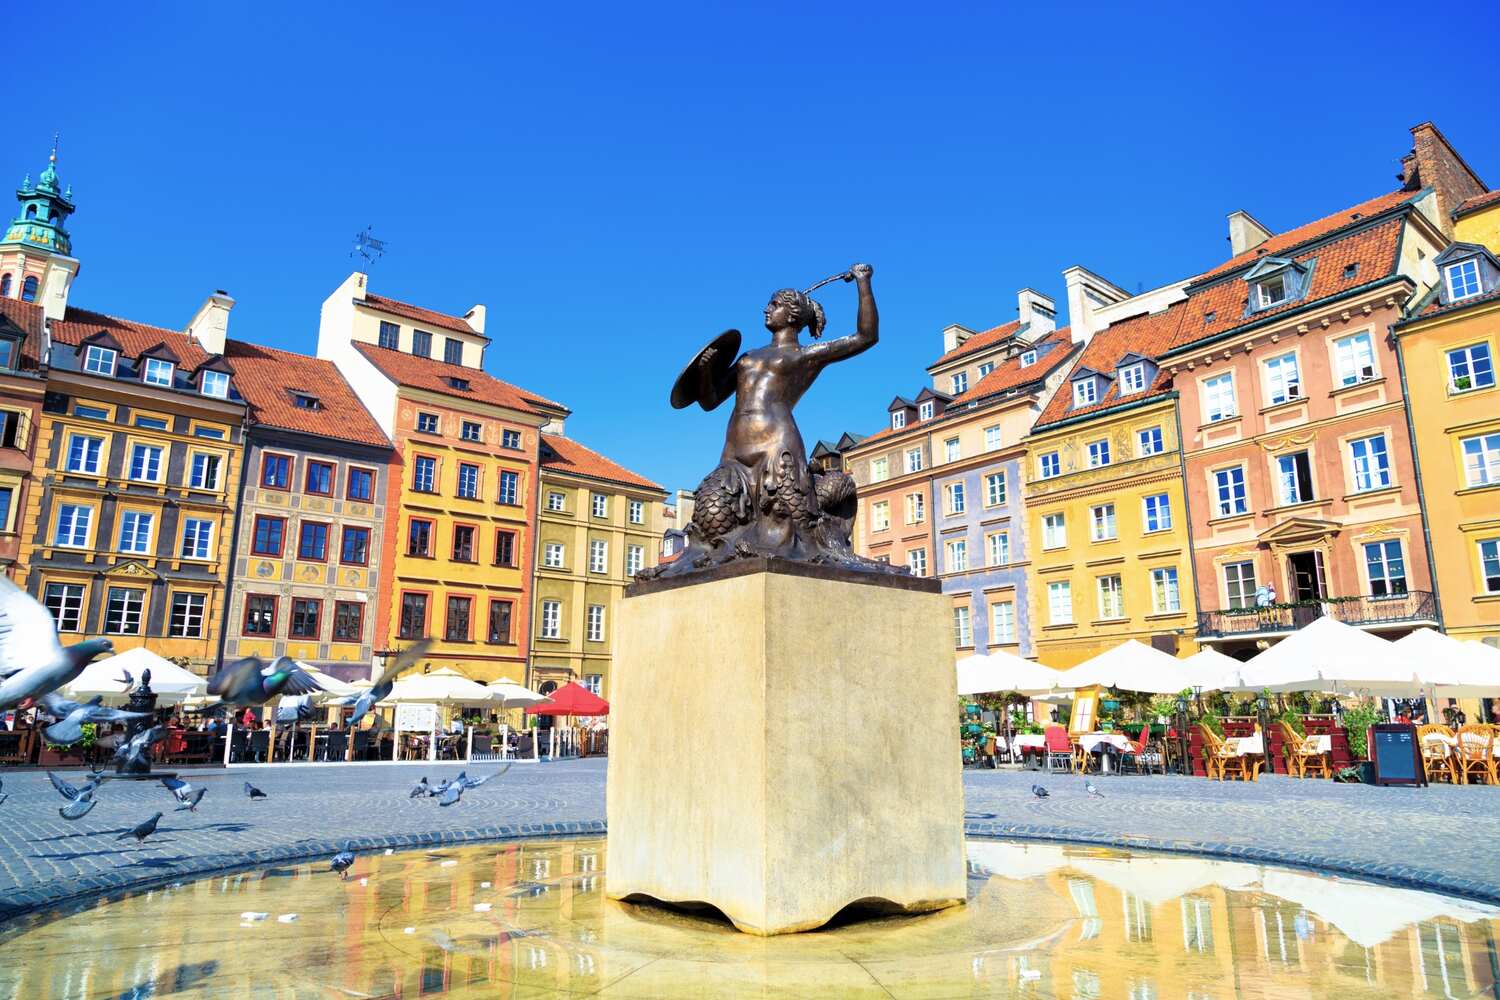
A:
[1402,122,1487,238]
[1228,210,1273,256]
[186,291,234,356]
[1016,288,1056,339]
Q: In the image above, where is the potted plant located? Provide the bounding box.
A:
[1453,374,1472,392]
[1339,702,1382,783]
[38,723,95,766]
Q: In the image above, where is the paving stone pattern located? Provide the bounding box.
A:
[0,761,1496,925]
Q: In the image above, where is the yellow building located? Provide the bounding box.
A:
[1394,193,1500,649]
[19,297,246,674]
[531,434,666,699]
[1024,305,1198,668]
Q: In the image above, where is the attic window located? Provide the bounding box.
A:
[445,376,471,391]
[1203,310,1216,324]
[1343,263,1360,280]
[1020,350,1036,368]
[891,410,906,430]
[918,400,935,421]
[1119,362,1147,394]
[1257,274,1289,308]
[1446,259,1481,301]
[1072,379,1098,407]
[292,393,322,411]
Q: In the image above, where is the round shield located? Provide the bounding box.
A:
[669,329,741,410]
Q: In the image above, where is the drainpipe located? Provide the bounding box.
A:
[1171,396,1206,654]
[1389,322,1443,630]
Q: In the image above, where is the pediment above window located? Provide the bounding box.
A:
[1244,257,1312,313]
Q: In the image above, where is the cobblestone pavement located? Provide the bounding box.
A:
[0,760,1496,923]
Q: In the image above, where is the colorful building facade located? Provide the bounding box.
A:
[530,434,666,698]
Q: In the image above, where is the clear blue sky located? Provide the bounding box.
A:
[18,2,1500,493]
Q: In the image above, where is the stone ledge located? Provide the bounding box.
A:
[625,555,941,597]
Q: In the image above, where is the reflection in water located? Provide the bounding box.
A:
[0,837,1496,998]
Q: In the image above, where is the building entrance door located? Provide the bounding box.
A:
[1287,550,1327,603]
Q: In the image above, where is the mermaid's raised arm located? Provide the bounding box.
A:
[801,263,877,369]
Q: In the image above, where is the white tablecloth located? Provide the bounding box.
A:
[1078,733,1132,753]
[1231,732,1264,756]
[1011,735,1046,751]
[1304,734,1332,754]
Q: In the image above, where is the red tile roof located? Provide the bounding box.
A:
[360,292,486,339]
[224,341,391,449]
[928,320,1022,368]
[48,305,219,371]
[1454,188,1500,219]
[1034,306,1187,429]
[540,433,663,492]
[1412,282,1500,320]
[1194,190,1416,282]
[0,297,48,371]
[354,342,568,416]
[1169,218,1405,355]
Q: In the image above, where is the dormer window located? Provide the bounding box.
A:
[977,362,994,378]
[1020,350,1036,368]
[1257,274,1288,308]
[891,410,906,430]
[142,357,175,387]
[83,345,117,376]
[1119,362,1147,394]
[1245,257,1309,314]
[200,370,230,399]
[0,336,16,372]
[950,372,968,395]
[445,376,471,391]
[918,401,934,421]
[1446,259,1481,301]
[1072,379,1098,407]
[292,392,322,410]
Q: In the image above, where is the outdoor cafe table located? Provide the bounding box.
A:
[1011,733,1046,765]
[1079,732,1133,774]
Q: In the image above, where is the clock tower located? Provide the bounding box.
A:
[0,138,80,319]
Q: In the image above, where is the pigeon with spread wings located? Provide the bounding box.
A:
[0,577,113,710]
[203,655,323,709]
[328,640,433,728]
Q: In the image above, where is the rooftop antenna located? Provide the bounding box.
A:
[351,226,386,267]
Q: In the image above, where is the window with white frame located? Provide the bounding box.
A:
[1142,493,1172,532]
[1073,379,1098,407]
[1276,451,1314,505]
[1462,432,1500,487]
[104,587,145,635]
[200,370,230,399]
[1203,372,1236,421]
[870,456,889,482]
[984,425,1001,451]
[180,517,214,559]
[1446,343,1494,392]
[978,362,994,378]
[987,530,1010,566]
[1137,426,1163,456]
[946,539,968,572]
[904,448,923,474]
[543,541,565,567]
[984,471,1006,506]
[143,357,174,387]
[1214,467,1248,517]
[891,410,906,430]
[1364,540,1407,596]
[906,547,927,576]
[945,482,965,515]
[1256,272,1289,309]
[169,592,206,638]
[1224,560,1257,608]
[626,544,645,576]
[65,434,103,474]
[189,453,222,491]
[128,443,163,482]
[628,499,644,524]
[1119,362,1147,394]
[546,491,566,512]
[951,372,968,394]
[990,601,1015,644]
[118,511,153,554]
[591,493,607,518]
[953,606,972,647]
[54,504,91,547]
[83,345,117,376]
[944,438,960,463]
[1263,352,1301,405]
[1039,451,1060,479]
[1088,439,1110,467]
[586,604,605,642]
[905,491,925,523]
[1349,434,1391,492]
[1097,575,1124,619]
[871,500,890,531]
[1478,538,1500,593]
[457,463,480,499]
[918,401,935,421]
[1446,258,1481,301]
[1043,512,1067,549]
[44,582,85,632]
[1090,503,1117,541]
[1047,581,1072,624]
[1151,567,1181,613]
[1020,350,1036,367]
[540,600,561,639]
[1334,332,1377,386]
[588,539,608,573]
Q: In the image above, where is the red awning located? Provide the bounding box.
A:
[529,682,609,717]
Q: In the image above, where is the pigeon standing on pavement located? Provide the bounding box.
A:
[408,776,429,799]
[329,843,356,880]
[437,782,464,807]
[38,693,150,746]
[1031,784,1050,799]
[0,577,113,710]
[427,773,465,799]
[49,771,102,820]
[244,781,268,800]
[117,812,163,844]
[204,656,323,709]
[330,640,433,728]
[1085,780,1103,798]
[174,788,207,812]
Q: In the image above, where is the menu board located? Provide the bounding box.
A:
[1370,723,1424,787]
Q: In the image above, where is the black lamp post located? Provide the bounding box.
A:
[1175,695,1191,776]
[1256,693,1274,775]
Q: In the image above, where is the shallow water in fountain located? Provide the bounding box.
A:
[1,837,1497,998]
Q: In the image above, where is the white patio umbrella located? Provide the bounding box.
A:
[62,647,207,706]
[1259,870,1499,949]
[1052,640,1188,694]
[486,677,553,710]
[956,651,1063,697]
[1180,647,1248,692]
[1393,629,1500,700]
[1069,855,1264,906]
[1237,617,1417,695]
[966,841,1070,881]
[378,667,494,705]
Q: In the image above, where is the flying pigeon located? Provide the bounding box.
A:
[437,782,464,807]
[329,844,356,880]
[205,655,323,709]
[0,577,114,710]
[458,765,511,789]
[408,776,429,799]
[38,693,150,746]
[1085,780,1103,798]
[330,640,433,728]
[50,771,103,821]
[244,782,268,800]
[161,776,193,802]
[112,725,166,773]
[48,770,101,802]
[116,668,135,692]
[174,788,207,813]
[427,772,466,798]
[118,812,163,844]
[1031,784,1049,799]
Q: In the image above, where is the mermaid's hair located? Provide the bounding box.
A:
[769,288,827,339]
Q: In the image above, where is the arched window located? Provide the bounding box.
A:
[24,205,35,220]
[21,276,38,303]
[0,274,10,297]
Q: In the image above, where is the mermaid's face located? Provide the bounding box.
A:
[764,295,800,333]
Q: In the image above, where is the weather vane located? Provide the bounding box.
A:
[351,226,386,266]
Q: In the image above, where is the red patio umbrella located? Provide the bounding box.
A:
[528,682,609,717]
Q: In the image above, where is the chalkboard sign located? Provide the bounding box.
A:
[1370,723,1425,787]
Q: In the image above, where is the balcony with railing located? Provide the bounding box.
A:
[1197,590,1437,640]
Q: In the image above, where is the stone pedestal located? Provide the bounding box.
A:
[606,558,965,935]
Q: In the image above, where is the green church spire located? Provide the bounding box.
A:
[4,135,75,256]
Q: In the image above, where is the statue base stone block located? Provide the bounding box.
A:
[606,558,965,935]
